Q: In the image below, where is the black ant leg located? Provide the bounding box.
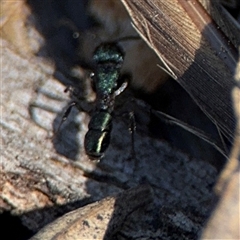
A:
[56,101,77,133]
[56,98,94,133]
[128,111,136,161]
[114,109,137,163]
[64,85,72,93]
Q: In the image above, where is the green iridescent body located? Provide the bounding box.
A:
[84,43,127,159]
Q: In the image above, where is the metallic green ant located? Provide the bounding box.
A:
[60,42,128,160]
[84,42,128,159]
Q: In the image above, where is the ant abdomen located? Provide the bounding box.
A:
[84,110,112,159]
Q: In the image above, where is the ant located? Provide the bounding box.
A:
[60,41,130,160]
[84,42,128,159]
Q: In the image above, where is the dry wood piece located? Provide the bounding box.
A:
[30,185,153,240]
[121,0,238,142]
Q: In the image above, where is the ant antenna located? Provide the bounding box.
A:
[113,36,141,43]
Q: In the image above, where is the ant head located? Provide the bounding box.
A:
[93,42,124,65]
[92,36,140,66]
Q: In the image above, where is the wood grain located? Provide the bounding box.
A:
[30,185,153,240]
[121,0,238,142]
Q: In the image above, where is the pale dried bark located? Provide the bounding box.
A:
[30,185,153,240]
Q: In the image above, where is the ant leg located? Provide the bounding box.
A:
[128,111,137,161]
[64,85,73,94]
[64,83,95,114]
[56,101,77,133]
[114,73,130,97]
[114,81,128,96]
[56,99,94,133]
